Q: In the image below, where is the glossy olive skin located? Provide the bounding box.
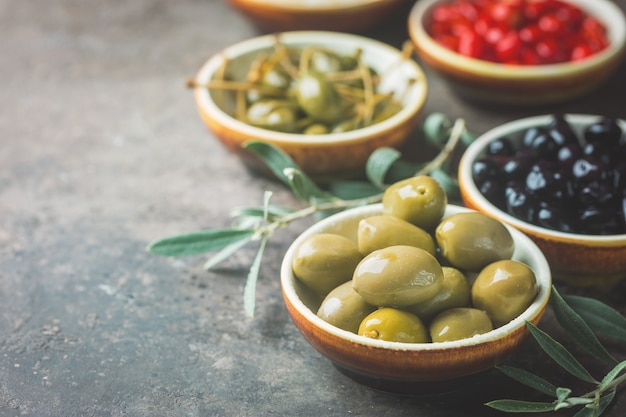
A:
[352,245,444,307]
[357,215,436,256]
[429,308,493,343]
[405,266,471,321]
[296,71,343,124]
[292,233,362,295]
[317,281,376,334]
[382,176,447,230]
[472,260,538,326]
[435,212,514,271]
[358,307,429,343]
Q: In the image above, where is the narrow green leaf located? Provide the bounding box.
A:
[231,205,295,219]
[429,168,460,201]
[526,321,598,384]
[204,237,252,270]
[555,395,594,410]
[244,141,297,186]
[599,360,626,391]
[262,190,272,221]
[556,387,572,403]
[147,229,255,257]
[244,141,332,202]
[572,391,616,417]
[282,168,330,203]
[365,147,402,188]
[551,287,617,365]
[497,365,558,397]
[386,160,425,183]
[327,180,382,200]
[243,237,269,318]
[485,399,555,413]
[422,112,451,148]
[563,295,626,342]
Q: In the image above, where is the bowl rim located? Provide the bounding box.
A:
[280,203,552,352]
[230,0,401,12]
[193,30,428,145]
[408,0,626,78]
[459,113,626,245]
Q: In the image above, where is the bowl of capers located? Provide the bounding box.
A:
[191,31,428,179]
[458,114,626,288]
[280,176,552,392]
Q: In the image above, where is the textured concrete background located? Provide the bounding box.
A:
[1,0,625,416]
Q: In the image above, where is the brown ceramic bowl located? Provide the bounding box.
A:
[458,114,626,287]
[408,0,626,105]
[280,203,551,391]
[192,31,428,179]
[228,0,411,33]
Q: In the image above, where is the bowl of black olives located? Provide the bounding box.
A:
[190,31,428,179]
[459,114,626,287]
[280,176,551,392]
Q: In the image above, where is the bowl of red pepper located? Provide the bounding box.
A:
[408,0,626,105]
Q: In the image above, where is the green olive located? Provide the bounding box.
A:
[429,308,493,342]
[309,50,344,73]
[246,100,298,132]
[303,123,329,135]
[373,99,403,123]
[292,233,362,295]
[317,281,376,334]
[382,176,447,230]
[331,117,360,133]
[435,212,514,271]
[260,67,291,90]
[357,215,436,256]
[405,266,471,322]
[472,260,538,326]
[295,71,343,124]
[352,245,443,307]
[358,307,429,343]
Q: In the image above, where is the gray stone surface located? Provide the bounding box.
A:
[1,0,625,416]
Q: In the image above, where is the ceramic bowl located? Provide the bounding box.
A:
[407,0,626,105]
[192,31,428,179]
[227,0,411,33]
[458,114,626,287]
[280,203,551,391]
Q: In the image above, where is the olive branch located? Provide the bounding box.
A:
[146,113,469,316]
[145,112,625,415]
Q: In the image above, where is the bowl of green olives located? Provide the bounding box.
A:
[227,0,412,33]
[191,31,428,178]
[458,114,626,287]
[280,176,552,391]
[407,0,626,105]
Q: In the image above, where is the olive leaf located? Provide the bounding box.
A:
[365,147,402,188]
[563,295,626,342]
[551,287,617,365]
[422,112,452,148]
[327,179,383,200]
[244,141,333,202]
[485,399,555,413]
[203,238,252,270]
[496,365,558,397]
[243,236,269,318]
[598,360,626,392]
[572,391,616,417]
[147,229,255,257]
[429,167,460,201]
[526,321,599,384]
